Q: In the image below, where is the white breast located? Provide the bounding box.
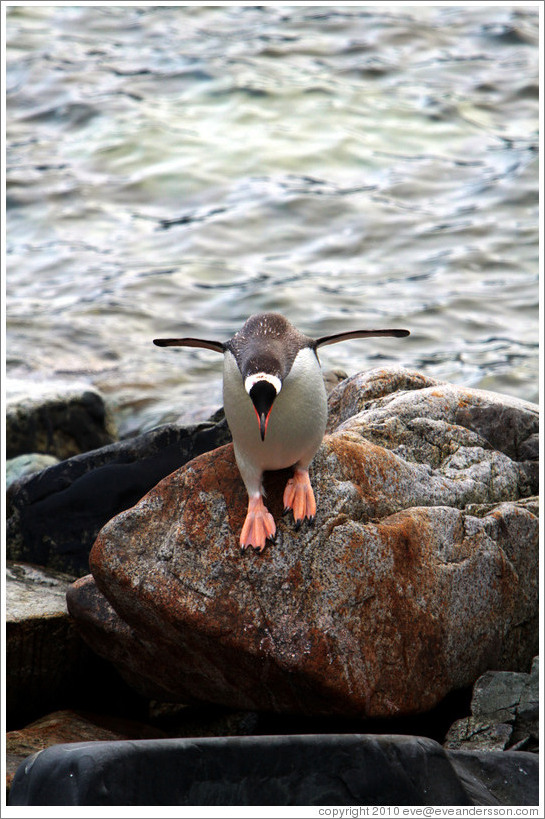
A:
[223,347,327,487]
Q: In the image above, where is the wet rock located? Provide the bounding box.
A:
[6,418,231,575]
[444,657,539,753]
[6,453,60,490]
[6,380,117,460]
[8,734,538,807]
[6,562,147,729]
[67,369,538,718]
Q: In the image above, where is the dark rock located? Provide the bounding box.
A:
[148,701,259,739]
[6,381,117,460]
[445,657,539,753]
[6,418,231,575]
[6,561,148,729]
[67,370,538,718]
[5,709,167,797]
[8,734,538,806]
[448,749,538,806]
[66,574,178,702]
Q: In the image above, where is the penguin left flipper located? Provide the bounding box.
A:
[240,495,276,553]
[282,468,317,526]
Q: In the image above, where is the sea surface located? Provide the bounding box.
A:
[6,5,540,437]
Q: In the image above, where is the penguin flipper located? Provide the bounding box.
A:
[153,337,225,353]
[314,328,410,348]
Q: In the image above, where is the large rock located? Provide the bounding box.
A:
[6,380,117,460]
[8,734,538,807]
[67,368,539,718]
[6,418,231,575]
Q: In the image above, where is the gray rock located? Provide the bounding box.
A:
[322,367,349,393]
[472,670,529,722]
[326,367,445,430]
[444,718,514,753]
[515,656,539,747]
[6,453,61,490]
[6,379,117,460]
[6,562,83,727]
[444,657,539,753]
[67,369,539,718]
[5,562,146,728]
[327,367,538,498]
[6,562,75,621]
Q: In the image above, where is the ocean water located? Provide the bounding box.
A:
[6,5,540,437]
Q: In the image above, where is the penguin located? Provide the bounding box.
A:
[154,312,409,553]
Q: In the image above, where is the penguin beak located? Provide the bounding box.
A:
[258,410,270,442]
[248,380,278,442]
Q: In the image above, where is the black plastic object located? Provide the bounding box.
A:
[8,734,538,807]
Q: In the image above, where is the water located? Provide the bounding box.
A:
[6,5,540,437]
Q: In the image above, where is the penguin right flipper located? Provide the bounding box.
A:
[153,337,225,353]
[314,328,410,348]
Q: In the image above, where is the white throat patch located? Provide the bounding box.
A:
[244,372,282,396]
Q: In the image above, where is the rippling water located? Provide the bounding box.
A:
[6,5,540,436]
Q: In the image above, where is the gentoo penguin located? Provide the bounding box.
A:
[154,313,409,553]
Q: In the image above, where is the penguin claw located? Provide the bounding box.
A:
[240,495,276,553]
[282,469,317,530]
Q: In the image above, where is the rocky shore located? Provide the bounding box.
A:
[5,368,539,806]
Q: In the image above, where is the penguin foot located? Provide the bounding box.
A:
[283,468,316,526]
[240,495,276,553]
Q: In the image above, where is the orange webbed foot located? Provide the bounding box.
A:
[240,495,276,553]
[283,468,316,527]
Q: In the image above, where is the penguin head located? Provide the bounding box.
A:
[226,314,305,443]
[244,372,282,441]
